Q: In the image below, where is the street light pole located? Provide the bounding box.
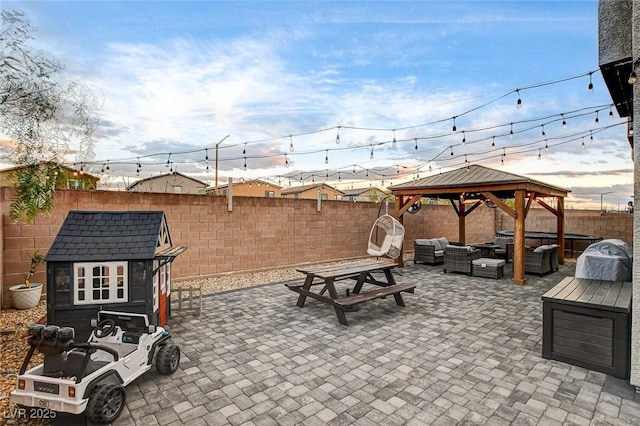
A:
[600,191,614,211]
[214,135,231,195]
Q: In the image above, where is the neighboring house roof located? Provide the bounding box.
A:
[211,179,282,191]
[341,187,387,197]
[45,211,183,262]
[127,171,207,191]
[281,183,344,195]
[0,162,100,180]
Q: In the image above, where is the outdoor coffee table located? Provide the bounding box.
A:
[285,259,415,325]
[471,243,500,258]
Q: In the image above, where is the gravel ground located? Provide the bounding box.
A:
[0,259,358,422]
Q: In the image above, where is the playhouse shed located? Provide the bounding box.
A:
[44,211,187,340]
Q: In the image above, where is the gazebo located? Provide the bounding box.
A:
[389,165,570,285]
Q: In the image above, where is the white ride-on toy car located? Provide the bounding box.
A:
[11,310,180,424]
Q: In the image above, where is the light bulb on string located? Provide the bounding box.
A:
[370,145,374,160]
[336,126,341,144]
[397,165,400,174]
[242,144,247,155]
[541,124,546,137]
[428,163,432,172]
[289,136,294,152]
[581,137,585,149]
[462,131,466,143]
[452,117,457,133]
[325,150,329,164]
[166,153,171,167]
[285,154,289,168]
[392,130,397,148]
[464,155,468,164]
[414,138,418,151]
[516,89,522,109]
[561,113,567,128]
[105,161,110,174]
[365,169,369,178]
[352,165,356,176]
[595,111,599,124]
[509,123,514,138]
[491,136,495,149]
[169,162,173,172]
[538,149,542,160]
[588,71,594,92]
[609,106,614,118]
[450,146,454,156]
[326,169,329,178]
[205,148,209,161]
[312,175,315,183]
[590,130,594,142]
[545,140,549,151]
[338,172,341,182]
[80,163,84,175]
[243,157,247,170]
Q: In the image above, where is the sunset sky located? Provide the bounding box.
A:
[2,1,633,210]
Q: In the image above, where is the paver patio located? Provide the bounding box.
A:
[115,261,640,425]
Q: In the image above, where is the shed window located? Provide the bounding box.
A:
[74,262,128,305]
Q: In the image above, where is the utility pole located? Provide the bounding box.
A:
[214,135,231,195]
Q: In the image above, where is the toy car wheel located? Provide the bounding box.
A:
[156,344,180,375]
[86,384,126,424]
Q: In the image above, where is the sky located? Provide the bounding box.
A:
[1,1,634,210]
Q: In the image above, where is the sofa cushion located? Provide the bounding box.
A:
[472,258,506,267]
[429,238,443,250]
[437,237,449,249]
[534,245,553,252]
[415,239,432,246]
[434,250,444,257]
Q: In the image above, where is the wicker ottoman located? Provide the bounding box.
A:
[472,258,505,279]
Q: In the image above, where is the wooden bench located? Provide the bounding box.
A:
[334,282,416,307]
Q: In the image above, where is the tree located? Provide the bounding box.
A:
[0,10,99,223]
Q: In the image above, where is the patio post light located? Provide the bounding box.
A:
[600,191,614,211]
[214,134,231,195]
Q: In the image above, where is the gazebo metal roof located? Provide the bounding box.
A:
[389,165,570,285]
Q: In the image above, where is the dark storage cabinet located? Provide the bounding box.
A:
[542,277,632,379]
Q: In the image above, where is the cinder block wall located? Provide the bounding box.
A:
[1,187,632,307]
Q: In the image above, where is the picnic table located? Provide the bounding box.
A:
[286,259,415,325]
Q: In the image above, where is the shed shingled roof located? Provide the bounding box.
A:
[45,211,167,262]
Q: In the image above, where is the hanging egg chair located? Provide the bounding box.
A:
[367,213,405,259]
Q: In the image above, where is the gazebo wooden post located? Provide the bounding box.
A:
[395,195,405,267]
[557,197,565,265]
[458,197,466,245]
[513,189,527,285]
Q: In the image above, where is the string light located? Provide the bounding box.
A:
[352,165,356,176]
[538,149,542,160]
[491,136,495,149]
[594,111,599,124]
[284,154,289,168]
[609,106,614,118]
[561,113,567,128]
[462,131,466,143]
[325,150,329,164]
[581,137,585,149]
[545,140,549,151]
[336,126,341,144]
[590,130,594,142]
[588,71,594,92]
[509,123,514,138]
[166,154,171,167]
[541,124,546,137]
[516,89,522,109]
[452,117,457,133]
[414,138,418,151]
[370,145,374,160]
[289,136,294,152]
[628,59,639,84]
[243,157,247,170]
[450,146,454,156]
[392,130,397,148]
[243,144,247,155]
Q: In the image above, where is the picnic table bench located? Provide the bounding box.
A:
[286,259,415,325]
